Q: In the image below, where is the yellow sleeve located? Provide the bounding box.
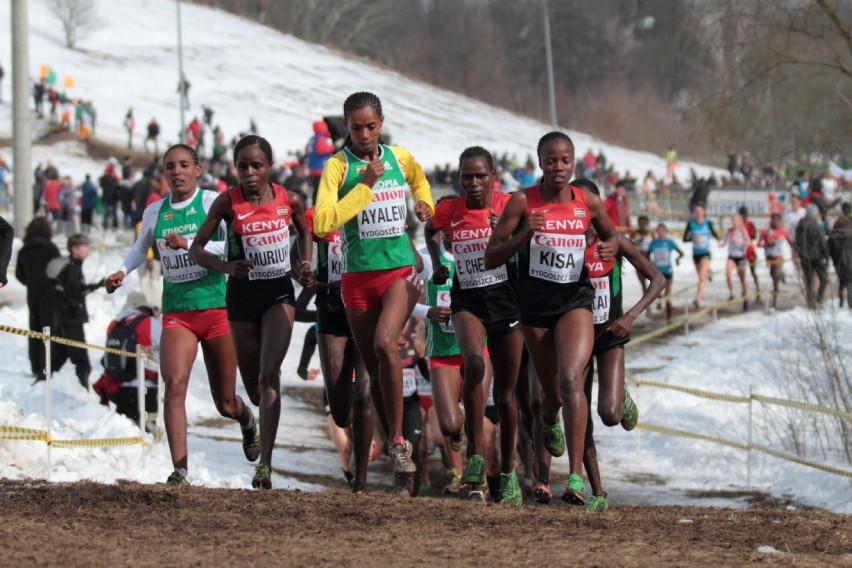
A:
[392,146,434,214]
[314,151,374,238]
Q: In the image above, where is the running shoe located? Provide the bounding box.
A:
[252,463,272,490]
[460,454,485,485]
[621,386,639,431]
[468,490,485,502]
[351,480,366,495]
[533,481,552,505]
[393,472,414,496]
[543,420,565,457]
[166,471,189,487]
[499,470,522,507]
[418,482,432,496]
[443,469,464,494]
[562,473,586,505]
[241,417,260,462]
[388,441,416,473]
[585,494,609,512]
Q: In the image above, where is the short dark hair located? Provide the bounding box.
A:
[164,143,199,166]
[571,177,599,196]
[234,135,274,165]
[67,233,89,251]
[458,146,494,171]
[536,131,574,158]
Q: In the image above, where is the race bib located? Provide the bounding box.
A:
[357,183,407,239]
[327,239,343,283]
[591,276,611,325]
[652,248,671,268]
[436,289,454,333]
[242,226,291,280]
[416,374,432,397]
[453,237,507,289]
[402,368,417,397]
[693,233,709,251]
[158,240,207,283]
[529,232,585,283]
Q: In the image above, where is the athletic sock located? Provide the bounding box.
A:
[176,467,188,478]
[487,475,501,499]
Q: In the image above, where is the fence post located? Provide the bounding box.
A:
[684,303,690,336]
[43,326,52,480]
[136,346,146,467]
[747,384,754,489]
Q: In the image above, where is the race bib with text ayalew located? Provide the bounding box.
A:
[529,232,586,283]
[402,368,417,397]
[591,276,611,324]
[357,182,408,239]
[452,237,508,289]
[158,239,208,283]
[242,226,291,280]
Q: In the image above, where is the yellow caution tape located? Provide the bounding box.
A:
[49,436,145,448]
[634,380,751,403]
[638,422,852,479]
[0,324,140,358]
[637,422,749,450]
[751,394,852,421]
[0,426,49,441]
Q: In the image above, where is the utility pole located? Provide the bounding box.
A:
[542,0,558,130]
[177,0,186,142]
[12,0,32,233]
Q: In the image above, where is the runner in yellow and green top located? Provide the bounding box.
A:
[314,92,433,494]
[105,144,259,487]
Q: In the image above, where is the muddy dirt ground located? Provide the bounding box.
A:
[1,479,849,567]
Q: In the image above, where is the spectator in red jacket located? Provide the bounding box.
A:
[604,181,631,234]
[305,120,336,204]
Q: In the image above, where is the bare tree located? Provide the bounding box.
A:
[47,0,102,49]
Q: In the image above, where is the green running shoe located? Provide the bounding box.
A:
[443,469,464,494]
[621,386,639,431]
[241,417,260,462]
[252,463,272,490]
[166,471,189,487]
[499,470,522,507]
[543,420,565,457]
[562,473,586,505]
[418,482,432,496]
[460,454,485,485]
[585,494,608,512]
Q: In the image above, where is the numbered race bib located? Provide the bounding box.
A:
[416,374,432,397]
[652,248,671,268]
[158,239,208,283]
[692,233,709,252]
[436,289,454,333]
[529,232,586,283]
[402,368,417,398]
[591,276,611,325]
[452,237,508,289]
[242,226,291,280]
[357,182,407,240]
[766,235,784,258]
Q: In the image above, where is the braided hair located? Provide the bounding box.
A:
[164,143,199,165]
[342,91,386,149]
[536,131,574,159]
[234,135,274,165]
[458,146,494,171]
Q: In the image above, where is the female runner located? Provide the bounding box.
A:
[105,144,258,487]
[683,205,719,308]
[484,132,618,506]
[425,147,525,505]
[303,205,374,494]
[189,135,313,489]
[313,92,433,492]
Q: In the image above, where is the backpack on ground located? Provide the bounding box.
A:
[104,314,146,381]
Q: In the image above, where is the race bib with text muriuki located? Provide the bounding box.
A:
[529,232,586,283]
[591,276,611,324]
[452,237,508,289]
[357,183,408,239]
[158,238,208,283]
[242,226,291,280]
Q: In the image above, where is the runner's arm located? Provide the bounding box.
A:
[395,147,434,218]
[608,237,666,337]
[118,203,159,275]
[588,192,620,261]
[314,153,372,237]
[484,191,530,269]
